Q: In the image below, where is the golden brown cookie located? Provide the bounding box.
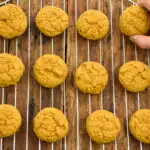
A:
[33,107,69,142]
[36,6,68,37]
[129,109,150,144]
[119,61,150,92]
[0,4,27,39]
[120,5,150,36]
[75,61,108,94]
[76,10,109,40]
[34,54,67,88]
[0,104,22,138]
[0,53,25,87]
[86,110,121,143]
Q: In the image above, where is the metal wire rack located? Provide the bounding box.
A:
[0,0,149,150]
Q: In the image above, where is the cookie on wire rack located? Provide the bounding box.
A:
[119,61,150,92]
[129,109,150,144]
[75,61,108,94]
[0,4,27,39]
[34,107,69,142]
[0,53,25,87]
[86,110,121,144]
[120,5,150,36]
[36,6,68,37]
[34,54,68,88]
[0,104,22,138]
[76,10,109,40]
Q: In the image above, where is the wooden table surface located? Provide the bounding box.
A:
[0,0,150,150]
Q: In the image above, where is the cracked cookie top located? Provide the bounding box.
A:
[76,10,109,40]
[34,54,67,88]
[34,107,69,142]
[75,61,108,94]
[0,104,22,137]
[119,61,150,92]
[129,109,150,144]
[120,5,150,36]
[0,4,27,39]
[36,6,68,37]
[0,53,25,87]
[86,110,121,144]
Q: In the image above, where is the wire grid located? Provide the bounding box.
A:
[0,0,149,150]
[75,0,149,149]
[0,0,10,5]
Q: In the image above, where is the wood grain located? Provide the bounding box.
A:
[15,1,29,150]
[102,0,115,149]
[28,0,41,149]
[0,0,150,150]
[88,0,102,150]
[77,0,91,149]
[66,0,77,149]
[112,0,127,150]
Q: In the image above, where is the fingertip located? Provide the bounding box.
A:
[138,0,144,6]
[138,0,150,11]
[129,35,150,49]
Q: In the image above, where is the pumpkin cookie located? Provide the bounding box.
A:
[34,107,69,142]
[36,6,68,37]
[0,104,22,138]
[0,53,25,87]
[120,5,150,36]
[129,109,150,144]
[34,54,67,88]
[75,61,108,94]
[0,4,27,39]
[76,10,109,40]
[86,110,121,143]
[119,61,150,92]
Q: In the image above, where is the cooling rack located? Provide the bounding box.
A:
[0,0,149,150]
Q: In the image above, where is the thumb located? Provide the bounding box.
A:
[138,0,150,11]
[130,35,150,49]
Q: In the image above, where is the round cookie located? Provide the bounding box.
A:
[86,110,121,143]
[129,109,150,144]
[34,54,67,88]
[0,4,27,39]
[33,107,69,142]
[75,61,108,94]
[120,5,150,36]
[0,104,22,138]
[36,6,68,37]
[0,53,25,87]
[119,61,150,92]
[76,10,109,40]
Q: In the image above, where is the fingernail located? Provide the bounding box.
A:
[129,36,137,42]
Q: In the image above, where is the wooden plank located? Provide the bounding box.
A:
[14,0,29,150]
[0,37,3,150]
[5,0,28,150]
[28,0,41,149]
[66,0,77,149]
[112,0,128,149]
[76,0,90,149]
[3,4,16,150]
[40,0,53,149]
[0,37,4,107]
[87,0,102,149]
[52,0,66,149]
[136,40,150,149]
[102,0,115,149]
[122,1,147,150]
[2,2,12,149]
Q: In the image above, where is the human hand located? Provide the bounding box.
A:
[130,0,150,49]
